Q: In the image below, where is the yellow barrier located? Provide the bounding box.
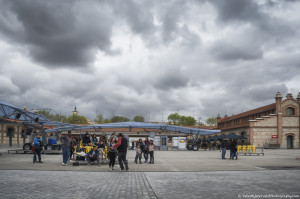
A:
[237,145,242,153]
[247,145,251,153]
[252,145,256,153]
[242,145,247,153]
[238,145,257,153]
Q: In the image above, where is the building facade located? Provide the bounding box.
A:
[217,92,300,148]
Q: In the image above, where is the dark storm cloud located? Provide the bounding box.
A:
[0,0,114,68]
[210,40,263,60]
[112,0,155,36]
[0,0,299,123]
[209,0,295,36]
[210,0,262,23]
[153,70,189,91]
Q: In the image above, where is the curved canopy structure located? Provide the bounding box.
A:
[0,99,76,128]
[0,99,220,136]
[45,121,220,136]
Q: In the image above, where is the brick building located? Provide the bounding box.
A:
[217,92,300,148]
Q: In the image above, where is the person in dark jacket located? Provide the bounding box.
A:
[230,139,238,160]
[143,137,149,163]
[33,133,43,163]
[108,137,117,170]
[60,135,70,165]
[221,137,227,159]
[114,133,129,171]
[69,138,77,160]
[86,145,100,166]
[82,132,91,146]
[136,139,145,151]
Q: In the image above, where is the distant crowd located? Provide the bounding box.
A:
[32,131,157,171]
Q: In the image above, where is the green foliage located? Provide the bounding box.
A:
[179,116,196,126]
[37,110,51,119]
[104,119,111,123]
[50,114,67,123]
[66,114,89,124]
[167,113,181,125]
[37,111,67,122]
[133,115,145,122]
[168,113,196,126]
[111,116,130,123]
[206,117,217,126]
[94,114,104,124]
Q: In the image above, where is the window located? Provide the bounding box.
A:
[285,107,295,116]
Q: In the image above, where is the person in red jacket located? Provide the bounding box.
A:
[114,133,129,171]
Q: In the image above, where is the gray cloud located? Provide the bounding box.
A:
[0,0,299,123]
[0,0,114,68]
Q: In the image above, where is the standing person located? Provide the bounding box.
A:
[208,141,212,151]
[114,133,129,171]
[86,145,100,166]
[148,139,156,164]
[92,134,97,145]
[221,137,227,159]
[97,140,107,160]
[33,133,43,163]
[230,139,238,160]
[212,141,216,151]
[69,138,77,160]
[67,131,72,159]
[131,140,135,150]
[143,137,149,163]
[134,145,142,164]
[108,137,117,170]
[136,139,144,148]
[60,135,70,166]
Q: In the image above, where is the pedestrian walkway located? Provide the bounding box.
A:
[0,170,299,199]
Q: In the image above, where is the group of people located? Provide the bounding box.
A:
[68,132,130,171]
[220,137,238,160]
[133,138,156,164]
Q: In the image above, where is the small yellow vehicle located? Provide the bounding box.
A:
[73,141,108,164]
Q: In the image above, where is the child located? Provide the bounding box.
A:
[148,140,156,164]
[135,145,142,164]
[97,140,107,160]
[108,137,117,170]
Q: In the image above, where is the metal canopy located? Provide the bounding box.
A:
[0,99,220,135]
[45,121,221,135]
[0,99,77,128]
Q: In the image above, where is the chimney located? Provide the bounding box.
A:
[275,92,282,114]
[217,114,221,124]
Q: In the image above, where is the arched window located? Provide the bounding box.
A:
[285,107,295,116]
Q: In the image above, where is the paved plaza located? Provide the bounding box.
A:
[0,149,300,198]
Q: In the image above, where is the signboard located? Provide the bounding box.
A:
[272,135,278,138]
[172,137,179,147]
[178,137,186,150]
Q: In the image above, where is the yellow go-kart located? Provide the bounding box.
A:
[73,142,108,163]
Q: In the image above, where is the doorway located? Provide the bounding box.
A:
[160,136,168,150]
[7,128,14,147]
[287,136,293,149]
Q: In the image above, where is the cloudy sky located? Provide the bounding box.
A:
[0,0,299,123]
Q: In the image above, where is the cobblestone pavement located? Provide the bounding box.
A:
[0,170,299,199]
[0,170,157,199]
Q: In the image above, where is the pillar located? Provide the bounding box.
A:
[275,92,283,147]
[249,121,256,145]
[17,125,20,147]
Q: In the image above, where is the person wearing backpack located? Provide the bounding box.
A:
[33,133,43,163]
